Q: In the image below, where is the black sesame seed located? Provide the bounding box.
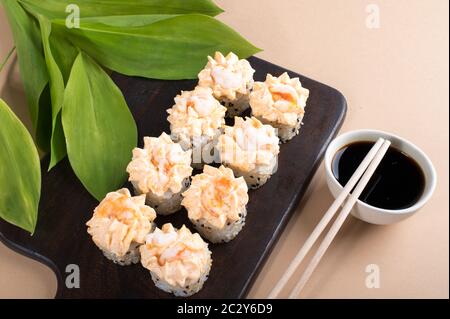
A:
[249,175,254,178]
[234,108,238,112]
[292,128,295,133]
[227,222,231,226]
[257,177,261,181]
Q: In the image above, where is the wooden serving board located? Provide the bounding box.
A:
[0,57,346,298]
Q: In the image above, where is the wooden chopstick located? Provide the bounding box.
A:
[268,137,389,299]
[288,139,391,297]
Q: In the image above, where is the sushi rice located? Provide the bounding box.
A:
[126,133,193,215]
[167,86,226,168]
[198,52,255,118]
[182,165,249,243]
[250,72,309,143]
[140,223,212,297]
[217,117,280,189]
[86,188,156,266]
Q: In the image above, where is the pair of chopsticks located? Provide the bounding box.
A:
[268,137,391,298]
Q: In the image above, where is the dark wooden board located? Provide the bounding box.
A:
[0,57,346,298]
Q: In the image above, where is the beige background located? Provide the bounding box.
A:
[0,0,448,298]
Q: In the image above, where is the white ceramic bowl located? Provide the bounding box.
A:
[325,129,437,225]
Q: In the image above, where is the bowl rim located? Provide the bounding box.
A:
[325,129,437,215]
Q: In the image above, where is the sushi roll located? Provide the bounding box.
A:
[217,117,280,189]
[86,188,156,266]
[198,52,255,117]
[140,223,212,297]
[182,165,249,243]
[126,132,193,215]
[250,72,309,142]
[167,86,226,169]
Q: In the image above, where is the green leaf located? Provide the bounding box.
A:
[0,99,41,234]
[62,52,137,201]
[53,14,261,80]
[1,0,51,151]
[48,27,79,84]
[37,15,67,170]
[18,1,79,83]
[18,0,223,19]
[80,14,181,27]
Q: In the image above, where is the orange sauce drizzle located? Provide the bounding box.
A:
[270,90,296,104]
[96,195,134,225]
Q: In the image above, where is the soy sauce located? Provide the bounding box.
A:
[332,141,425,210]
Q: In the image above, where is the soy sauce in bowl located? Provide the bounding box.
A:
[332,141,426,210]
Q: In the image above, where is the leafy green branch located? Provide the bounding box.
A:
[0,0,261,233]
